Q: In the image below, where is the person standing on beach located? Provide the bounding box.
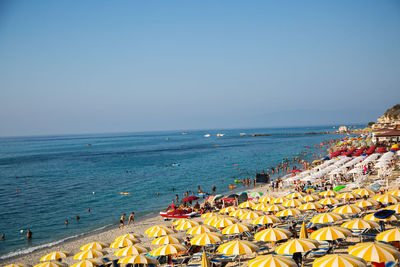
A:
[128,212,135,225]
[119,213,126,229]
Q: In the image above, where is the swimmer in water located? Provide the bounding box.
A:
[27,229,32,240]
[65,219,68,227]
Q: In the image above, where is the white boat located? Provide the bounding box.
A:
[217,133,225,137]
[239,133,246,136]
[204,134,211,138]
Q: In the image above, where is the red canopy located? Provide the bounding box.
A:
[182,196,199,202]
[291,169,302,173]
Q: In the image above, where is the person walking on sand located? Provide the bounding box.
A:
[119,213,126,229]
[128,212,135,225]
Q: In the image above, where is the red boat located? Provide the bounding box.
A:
[159,205,197,218]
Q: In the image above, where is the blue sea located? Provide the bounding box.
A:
[0,126,358,259]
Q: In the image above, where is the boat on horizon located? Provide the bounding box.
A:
[217,133,225,137]
[204,134,211,137]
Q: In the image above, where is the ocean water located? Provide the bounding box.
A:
[0,126,355,259]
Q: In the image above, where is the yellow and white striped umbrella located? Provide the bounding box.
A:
[219,206,237,214]
[263,204,285,212]
[302,194,320,202]
[151,235,182,245]
[310,213,343,224]
[118,255,159,265]
[147,227,176,237]
[310,226,352,241]
[238,201,256,208]
[204,215,225,226]
[149,244,188,256]
[110,238,139,248]
[40,251,68,261]
[336,192,360,201]
[190,232,223,245]
[114,244,149,256]
[341,219,379,230]
[258,195,275,204]
[318,197,340,205]
[73,249,105,260]
[201,212,217,218]
[254,228,292,242]
[298,202,323,211]
[172,218,189,226]
[217,240,258,255]
[222,223,251,235]
[275,239,319,254]
[332,205,362,215]
[33,263,65,267]
[319,190,337,197]
[80,242,108,251]
[283,199,304,208]
[4,265,24,267]
[272,197,288,204]
[252,203,269,211]
[175,220,200,231]
[115,233,142,241]
[251,215,280,225]
[249,255,297,267]
[385,204,400,213]
[70,259,104,267]
[348,242,400,263]
[238,211,262,220]
[229,209,247,218]
[388,189,400,197]
[144,225,170,235]
[355,199,378,208]
[276,208,302,217]
[376,228,400,242]
[312,254,367,267]
[211,217,237,228]
[363,213,399,222]
[352,188,375,197]
[373,194,400,204]
[186,225,215,235]
[287,192,305,199]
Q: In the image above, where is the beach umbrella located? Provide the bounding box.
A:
[114,244,149,256]
[110,238,139,248]
[190,232,223,245]
[388,190,400,197]
[250,192,263,198]
[70,259,104,267]
[341,219,379,230]
[272,197,288,204]
[373,194,400,204]
[204,215,225,226]
[33,263,66,267]
[336,192,360,201]
[152,235,182,245]
[287,192,305,199]
[355,199,378,208]
[149,244,187,256]
[275,239,319,254]
[276,208,302,217]
[318,197,340,205]
[319,190,337,197]
[144,225,171,235]
[348,242,400,263]
[258,195,275,203]
[4,265,24,267]
[363,213,399,222]
[187,225,215,235]
[211,217,237,228]
[219,206,237,214]
[352,188,375,197]
[254,228,292,242]
[251,215,280,225]
[310,213,343,224]
[222,223,251,235]
[238,201,256,208]
[283,199,304,208]
[147,227,176,237]
[175,220,200,230]
[217,240,258,255]
[333,205,362,214]
[263,204,285,212]
[238,211,262,220]
[249,255,297,267]
[252,203,269,211]
[73,249,106,260]
[229,209,247,217]
[182,196,199,202]
[115,233,142,241]
[40,251,69,261]
[385,204,400,213]
[300,222,307,239]
[302,194,320,202]
[118,255,159,265]
[201,212,217,218]
[376,228,400,242]
[312,254,367,267]
[172,218,189,226]
[201,249,211,267]
[298,202,323,211]
[80,242,108,251]
[310,226,352,241]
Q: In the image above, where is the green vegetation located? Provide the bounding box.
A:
[384,104,400,119]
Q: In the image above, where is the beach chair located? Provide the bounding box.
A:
[308,246,333,258]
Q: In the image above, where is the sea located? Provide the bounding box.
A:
[0,125,361,259]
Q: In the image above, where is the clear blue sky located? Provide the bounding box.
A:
[1,1,399,136]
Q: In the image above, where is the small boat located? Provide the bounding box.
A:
[120,192,131,195]
[204,134,211,138]
[239,133,246,136]
[182,132,188,135]
[217,133,225,137]
[160,205,197,218]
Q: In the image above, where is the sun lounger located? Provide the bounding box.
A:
[385,261,397,267]
[308,246,333,257]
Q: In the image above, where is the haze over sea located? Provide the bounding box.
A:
[0,125,357,259]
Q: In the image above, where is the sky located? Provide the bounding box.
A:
[0,0,399,136]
